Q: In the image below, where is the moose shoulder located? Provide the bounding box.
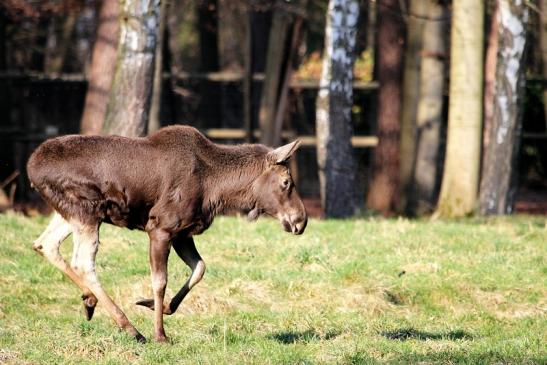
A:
[27,125,307,343]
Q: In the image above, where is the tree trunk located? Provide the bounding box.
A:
[540,0,547,130]
[398,0,427,215]
[365,0,376,56]
[197,0,220,129]
[0,12,6,70]
[258,2,292,146]
[31,18,49,71]
[366,0,405,215]
[218,0,245,71]
[72,1,99,74]
[243,7,254,143]
[148,0,168,134]
[198,0,219,72]
[482,0,500,171]
[273,12,306,147]
[44,12,77,75]
[316,0,359,218]
[103,0,160,137]
[435,0,484,218]
[411,0,448,215]
[80,0,120,135]
[479,0,528,215]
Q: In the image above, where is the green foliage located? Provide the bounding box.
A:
[0,213,545,364]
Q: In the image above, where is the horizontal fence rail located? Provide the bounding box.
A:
[204,128,378,147]
[0,71,379,90]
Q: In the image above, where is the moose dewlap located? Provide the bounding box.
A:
[27,125,307,343]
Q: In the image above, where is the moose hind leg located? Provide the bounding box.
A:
[33,212,98,319]
[71,220,145,343]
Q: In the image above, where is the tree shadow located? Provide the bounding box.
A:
[380,328,473,341]
[268,329,340,344]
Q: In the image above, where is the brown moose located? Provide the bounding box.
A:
[27,125,307,343]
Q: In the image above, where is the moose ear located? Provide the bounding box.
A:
[268,140,302,164]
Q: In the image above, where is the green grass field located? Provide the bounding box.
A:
[0,212,545,364]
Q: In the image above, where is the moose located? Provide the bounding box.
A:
[27,125,307,343]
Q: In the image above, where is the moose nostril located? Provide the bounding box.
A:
[283,212,307,235]
[294,218,307,235]
[282,219,292,233]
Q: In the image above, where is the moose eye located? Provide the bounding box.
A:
[281,179,290,189]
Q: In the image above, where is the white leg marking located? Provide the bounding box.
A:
[70,220,138,335]
[188,260,206,289]
[34,212,72,270]
[151,271,167,293]
[33,212,98,302]
[70,221,99,286]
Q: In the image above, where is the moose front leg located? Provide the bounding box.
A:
[148,229,171,342]
[136,235,205,315]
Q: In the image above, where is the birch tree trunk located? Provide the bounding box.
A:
[366,0,405,215]
[316,0,359,218]
[411,0,448,215]
[435,0,484,218]
[482,0,500,170]
[479,0,528,215]
[80,0,120,135]
[103,0,160,137]
[398,0,427,214]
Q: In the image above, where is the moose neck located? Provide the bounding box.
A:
[202,143,269,216]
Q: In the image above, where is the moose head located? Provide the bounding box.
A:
[247,140,307,235]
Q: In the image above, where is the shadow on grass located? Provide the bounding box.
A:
[269,329,340,344]
[380,328,473,341]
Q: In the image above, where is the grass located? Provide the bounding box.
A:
[0,212,545,364]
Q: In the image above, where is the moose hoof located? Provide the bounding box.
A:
[135,298,155,309]
[135,299,172,315]
[81,294,98,321]
[135,333,147,344]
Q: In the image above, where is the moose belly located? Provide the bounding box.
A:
[98,187,149,231]
[103,203,152,231]
[182,214,214,236]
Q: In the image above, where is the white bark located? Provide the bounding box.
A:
[479,0,528,215]
[316,0,359,217]
[495,0,527,145]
